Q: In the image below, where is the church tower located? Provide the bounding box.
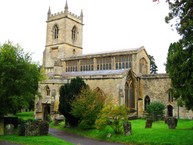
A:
[43,1,83,71]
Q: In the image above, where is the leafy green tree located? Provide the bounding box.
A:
[149,55,158,74]
[95,105,129,134]
[58,77,87,127]
[165,0,193,110]
[146,102,165,121]
[0,42,41,115]
[71,87,106,129]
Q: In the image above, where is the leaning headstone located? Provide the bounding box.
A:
[107,133,112,138]
[145,117,153,128]
[123,121,132,135]
[166,117,177,129]
[0,116,4,135]
[5,124,14,135]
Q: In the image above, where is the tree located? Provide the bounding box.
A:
[149,55,158,74]
[71,87,106,129]
[165,0,193,110]
[0,42,41,115]
[58,77,87,127]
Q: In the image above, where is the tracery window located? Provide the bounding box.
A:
[53,25,59,39]
[115,55,132,70]
[96,57,111,70]
[80,59,94,71]
[72,26,77,41]
[66,61,78,72]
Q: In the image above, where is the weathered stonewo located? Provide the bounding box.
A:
[35,2,193,121]
[123,121,132,135]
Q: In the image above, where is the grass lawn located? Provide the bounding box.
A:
[51,119,193,145]
[16,111,34,120]
[2,111,193,145]
[0,134,73,145]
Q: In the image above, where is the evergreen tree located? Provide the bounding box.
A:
[165,0,193,110]
[58,77,87,127]
[149,55,158,74]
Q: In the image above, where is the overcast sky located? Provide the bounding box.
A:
[0,0,180,73]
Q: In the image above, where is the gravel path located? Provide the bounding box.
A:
[49,128,126,145]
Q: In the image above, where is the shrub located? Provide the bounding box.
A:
[18,119,49,136]
[71,87,106,129]
[38,120,49,135]
[95,105,129,134]
[146,102,165,121]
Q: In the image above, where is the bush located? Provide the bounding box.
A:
[18,119,49,136]
[95,105,129,134]
[38,120,49,135]
[146,102,165,121]
[71,87,106,129]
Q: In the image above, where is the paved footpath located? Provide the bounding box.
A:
[49,128,127,145]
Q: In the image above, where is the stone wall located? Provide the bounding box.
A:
[85,77,126,105]
[139,74,193,119]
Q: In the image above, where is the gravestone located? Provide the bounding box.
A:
[123,121,132,135]
[145,117,153,128]
[5,124,14,135]
[166,117,177,129]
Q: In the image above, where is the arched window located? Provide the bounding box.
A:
[144,95,150,111]
[125,78,135,109]
[72,26,77,41]
[53,25,59,39]
[45,85,50,96]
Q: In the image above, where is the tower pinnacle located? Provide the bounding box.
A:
[48,6,51,15]
[65,1,68,12]
[80,9,83,22]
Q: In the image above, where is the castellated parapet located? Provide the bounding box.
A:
[47,9,83,24]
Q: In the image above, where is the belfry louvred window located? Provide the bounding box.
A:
[53,25,59,39]
[72,26,77,40]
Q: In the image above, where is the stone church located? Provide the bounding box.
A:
[35,2,193,120]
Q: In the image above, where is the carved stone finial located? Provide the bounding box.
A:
[48,6,51,15]
[65,0,68,12]
[80,9,83,22]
